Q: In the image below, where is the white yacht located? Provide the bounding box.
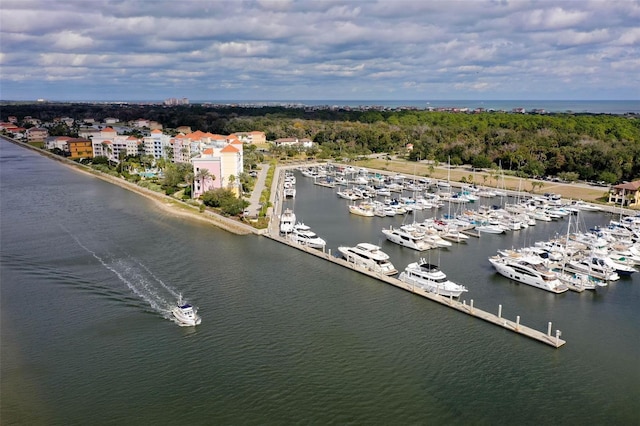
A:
[172,295,202,326]
[280,208,296,234]
[489,254,569,293]
[399,260,468,297]
[338,243,398,275]
[565,255,625,280]
[381,224,433,251]
[284,184,296,198]
[348,202,375,217]
[289,223,326,249]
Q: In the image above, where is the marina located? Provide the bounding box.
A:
[269,164,640,349]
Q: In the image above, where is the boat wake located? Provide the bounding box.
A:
[61,225,189,324]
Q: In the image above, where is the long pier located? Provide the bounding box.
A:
[268,165,566,348]
[267,233,566,348]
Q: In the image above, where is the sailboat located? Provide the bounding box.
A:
[553,212,603,290]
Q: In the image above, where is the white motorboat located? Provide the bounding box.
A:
[172,295,202,326]
[571,254,633,277]
[554,269,605,290]
[348,202,375,217]
[280,208,296,233]
[399,259,468,297]
[475,223,506,234]
[284,186,296,198]
[289,222,326,249]
[381,224,433,251]
[489,254,569,293]
[571,200,602,212]
[338,243,398,275]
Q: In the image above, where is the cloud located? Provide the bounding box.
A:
[52,31,94,50]
[0,0,638,101]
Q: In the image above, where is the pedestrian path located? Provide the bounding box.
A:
[245,164,269,217]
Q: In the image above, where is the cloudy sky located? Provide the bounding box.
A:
[1,0,639,101]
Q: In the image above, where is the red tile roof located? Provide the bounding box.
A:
[221,144,239,153]
[614,180,640,191]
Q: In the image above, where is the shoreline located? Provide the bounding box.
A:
[1,137,258,236]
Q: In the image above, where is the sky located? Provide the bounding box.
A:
[1,0,639,102]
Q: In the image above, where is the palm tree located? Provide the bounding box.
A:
[194,168,214,198]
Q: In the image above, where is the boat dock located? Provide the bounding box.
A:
[267,165,566,348]
[266,233,565,348]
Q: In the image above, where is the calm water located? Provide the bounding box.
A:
[1,140,639,425]
[207,99,640,114]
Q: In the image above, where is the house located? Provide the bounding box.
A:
[78,128,101,139]
[176,126,192,134]
[0,122,20,132]
[132,118,150,128]
[45,136,72,151]
[232,131,267,144]
[609,180,640,207]
[23,116,42,126]
[67,138,93,159]
[91,127,141,161]
[104,117,119,124]
[274,137,299,147]
[26,127,49,142]
[274,137,315,149]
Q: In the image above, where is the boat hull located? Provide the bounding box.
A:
[489,257,568,293]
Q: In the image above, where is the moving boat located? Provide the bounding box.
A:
[381,224,433,251]
[489,254,569,293]
[172,295,202,326]
[280,208,296,234]
[289,222,326,249]
[399,260,468,297]
[338,243,398,275]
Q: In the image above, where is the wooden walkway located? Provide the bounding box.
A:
[267,233,566,348]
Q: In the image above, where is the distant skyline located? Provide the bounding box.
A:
[1,0,639,101]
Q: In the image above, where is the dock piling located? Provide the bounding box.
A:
[516,315,520,331]
[498,304,502,318]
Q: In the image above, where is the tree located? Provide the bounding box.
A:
[194,168,214,197]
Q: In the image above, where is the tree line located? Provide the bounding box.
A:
[4,102,639,183]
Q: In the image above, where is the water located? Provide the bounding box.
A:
[1,140,639,425]
[204,99,640,114]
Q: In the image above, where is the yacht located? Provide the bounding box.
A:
[338,243,398,275]
[172,295,202,326]
[399,260,468,297]
[289,223,326,249]
[279,208,296,234]
[566,254,629,279]
[381,224,433,251]
[489,254,569,293]
[348,202,375,217]
[554,269,605,290]
[284,186,296,198]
